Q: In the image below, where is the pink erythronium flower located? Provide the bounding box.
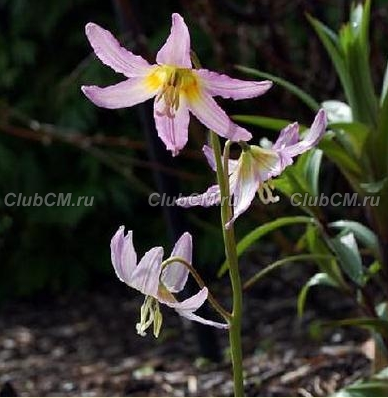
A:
[111,227,228,337]
[81,13,272,156]
[177,109,328,228]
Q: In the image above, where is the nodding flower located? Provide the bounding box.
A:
[177,109,328,227]
[110,228,228,338]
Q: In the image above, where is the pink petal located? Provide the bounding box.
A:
[131,247,164,296]
[187,90,252,142]
[226,149,279,228]
[283,109,327,158]
[153,97,190,156]
[272,122,300,170]
[197,69,272,100]
[81,77,157,109]
[179,312,229,329]
[161,233,192,293]
[272,122,300,150]
[250,146,282,180]
[85,22,152,77]
[162,288,229,329]
[225,153,261,229]
[176,184,221,208]
[202,145,238,174]
[156,13,191,68]
[162,286,208,311]
[110,226,137,284]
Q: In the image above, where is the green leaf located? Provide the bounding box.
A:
[326,318,388,338]
[232,115,292,131]
[372,85,388,177]
[235,65,320,111]
[335,376,388,397]
[305,225,345,285]
[307,14,352,105]
[360,178,387,193]
[329,232,364,285]
[304,149,323,197]
[328,220,379,257]
[319,134,362,178]
[218,216,314,277]
[381,59,388,105]
[298,272,337,317]
[328,122,369,158]
[244,254,334,291]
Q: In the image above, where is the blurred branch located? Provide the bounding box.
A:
[0,103,200,182]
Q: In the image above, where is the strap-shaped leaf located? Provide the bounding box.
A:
[298,272,337,317]
[218,216,314,277]
[232,115,291,131]
[328,232,364,286]
[329,220,379,258]
[244,254,334,291]
[381,59,388,105]
[235,65,320,111]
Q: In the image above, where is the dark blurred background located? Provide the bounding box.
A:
[1,0,387,300]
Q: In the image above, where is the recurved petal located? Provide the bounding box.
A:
[178,311,229,329]
[272,122,300,150]
[85,22,152,77]
[156,13,191,68]
[284,109,327,158]
[162,286,208,311]
[111,226,137,284]
[154,97,190,156]
[272,122,300,170]
[176,184,221,208]
[161,233,192,293]
[188,91,252,142]
[82,78,157,109]
[197,69,272,100]
[202,145,238,174]
[131,247,164,297]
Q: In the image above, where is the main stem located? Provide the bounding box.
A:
[211,132,244,396]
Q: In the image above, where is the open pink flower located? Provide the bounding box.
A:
[81,14,272,156]
[111,227,228,337]
[177,109,327,227]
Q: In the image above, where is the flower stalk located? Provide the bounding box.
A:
[161,256,231,321]
[211,132,244,397]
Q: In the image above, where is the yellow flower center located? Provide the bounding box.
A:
[145,65,199,117]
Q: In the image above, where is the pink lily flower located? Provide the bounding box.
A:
[177,109,327,228]
[111,227,228,337]
[81,13,272,156]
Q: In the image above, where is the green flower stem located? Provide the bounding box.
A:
[210,132,244,397]
[161,256,231,321]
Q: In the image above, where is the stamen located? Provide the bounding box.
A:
[258,180,280,205]
[155,67,196,118]
[135,296,164,338]
[136,296,155,337]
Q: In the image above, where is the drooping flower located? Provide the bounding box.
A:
[177,109,327,227]
[111,227,228,337]
[81,14,272,156]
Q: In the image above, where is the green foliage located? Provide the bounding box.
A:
[235,2,388,374]
[297,272,337,317]
[328,220,379,257]
[218,216,313,277]
[328,232,364,286]
[235,65,320,111]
